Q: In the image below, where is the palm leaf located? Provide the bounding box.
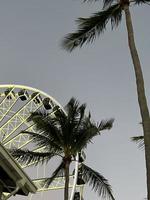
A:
[133,0,150,5]
[27,111,64,146]
[61,98,87,146]
[10,148,55,166]
[65,98,86,123]
[70,113,99,152]
[98,118,114,131]
[75,102,87,130]
[22,131,63,153]
[103,0,116,9]
[71,126,98,153]
[131,135,144,149]
[71,118,114,153]
[65,98,81,121]
[80,163,115,200]
[62,3,122,51]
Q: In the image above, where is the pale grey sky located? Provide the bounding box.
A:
[0,0,149,200]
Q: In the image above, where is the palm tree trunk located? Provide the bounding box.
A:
[124,5,150,199]
[64,160,70,200]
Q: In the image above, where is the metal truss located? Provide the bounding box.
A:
[33,176,83,192]
[2,177,84,200]
[0,84,83,199]
[1,93,42,143]
[33,176,84,200]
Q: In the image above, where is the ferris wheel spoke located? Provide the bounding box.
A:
[0,87,20,123]
[0,93,43,143]
[4,132,32,149]
[4,121,43,149]
[4,107,59,149]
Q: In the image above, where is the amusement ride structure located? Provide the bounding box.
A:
[0,84,84,200]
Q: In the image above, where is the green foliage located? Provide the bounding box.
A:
[80,163,115,200]
[62,0,150,51]
[133,0,150,5]
[10,97,114,199]
[10,148,54,166]
[62,0,150,198]
[62,4,122,51]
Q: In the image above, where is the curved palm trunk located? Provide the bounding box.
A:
[124,5,150,199]
[64,160,71,200]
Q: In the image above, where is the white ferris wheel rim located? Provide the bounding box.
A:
[0,84,64,112]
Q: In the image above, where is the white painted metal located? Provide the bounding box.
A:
[0,84,81,200]
[33,175,83,192]
[70,154,79,200]
[0,142,37,199]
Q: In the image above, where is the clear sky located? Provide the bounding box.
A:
[0,0,149,200]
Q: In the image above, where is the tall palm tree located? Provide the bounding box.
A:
[62,1,150,198]
[11,98,115,200]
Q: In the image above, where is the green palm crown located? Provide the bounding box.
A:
[10,97,115,200]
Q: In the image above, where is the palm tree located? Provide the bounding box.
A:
[11,98,115,200]
[62,0,150,198]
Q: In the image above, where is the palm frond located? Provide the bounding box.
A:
[80,163,115,200]
[131,135,144,149]
[133,0,150,5]
[98,118,114,132]
[71,117,114,153]
[78,102,86,120]
[65,98,80,119]
[44,160,65,187]
[61,98,87,146]
[27,111,64,146]
[103,0,115,9]
[10,148,55,166]
[27,109,48,123]
[68,98,86,127]
[72,126,97,152]
[66,98,87,126]
[22,131,63,153]
[62,3,122,51]
[75,103,87,130]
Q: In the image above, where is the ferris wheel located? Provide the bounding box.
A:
[0,84,85,200]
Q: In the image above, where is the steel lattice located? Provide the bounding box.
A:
[0,84,83,199]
